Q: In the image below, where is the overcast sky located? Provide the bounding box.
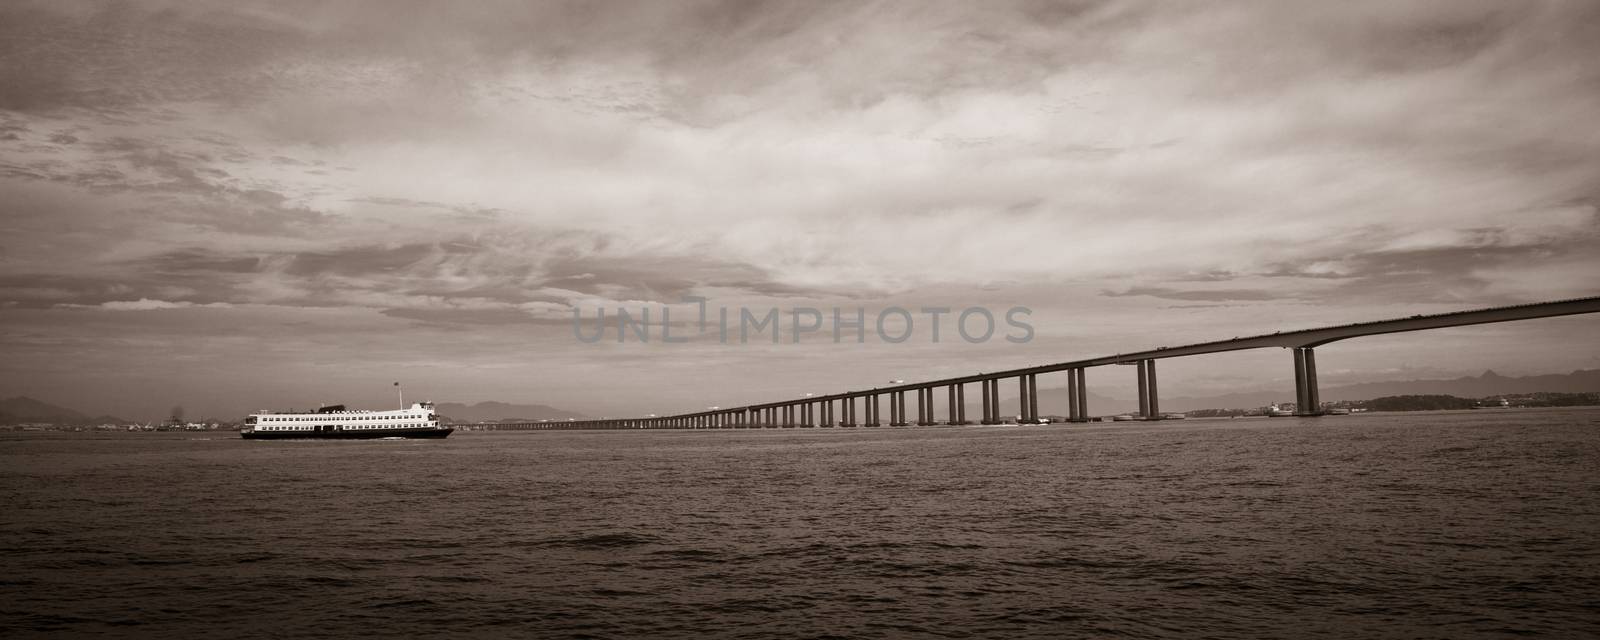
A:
[2,0,1598,421]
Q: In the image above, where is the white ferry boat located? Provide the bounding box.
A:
[241,402,452,440]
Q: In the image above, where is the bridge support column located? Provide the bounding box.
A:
[1076,367,1089,421]
[1018,376,1029,423]
[972,380,985,425]
[1294,347,1323,416]
[1136,361,1149,419]
[1067,369,1080,422]
[990,379,1001,423]
[1028,374,1039,423]
[1146,360,1160,419]
[946,385,956,425]
[956,383,967,424]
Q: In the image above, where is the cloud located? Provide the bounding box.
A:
[1101,287,1278,302]
[93,298,232,311]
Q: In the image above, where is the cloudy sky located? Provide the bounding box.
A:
[2,0,1598,421]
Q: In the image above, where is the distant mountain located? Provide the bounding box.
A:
[992,369,1600,416]
[1158,369,1600,412]
[0,396,127,425]
[434,401,589,423]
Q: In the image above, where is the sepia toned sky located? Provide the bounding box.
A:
[2,0,1599,421]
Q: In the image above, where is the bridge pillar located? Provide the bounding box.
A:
[869,394,881,426]
[946,385,956,425]
[1146,360,1160,418]
[1136,360,1149,418]
[1294,347,1323,416]
[1293,348,1306,413]
[1028,374,1039,423]
[989,379,1000,423]
[972,380,985,425]
[1066,369,1080,422]
[1018,376,1029,423]
[1076,367,1088,421]
[956,383,967,424]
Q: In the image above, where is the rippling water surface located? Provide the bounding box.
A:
[4,408,1599,638]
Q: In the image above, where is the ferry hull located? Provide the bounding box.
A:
[241,427,453,440]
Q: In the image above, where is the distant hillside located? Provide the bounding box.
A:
[1159,369,1600,412]
[434,401,589,423]
[1360,395,1478,411]
[0,396,127,425]
[990,369,1600,415]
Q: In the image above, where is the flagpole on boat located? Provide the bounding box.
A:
[395,381,403,409]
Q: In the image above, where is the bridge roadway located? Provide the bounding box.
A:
[486,295,1600,430]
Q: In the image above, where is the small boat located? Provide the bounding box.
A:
[1161,413,1187,420]
[1111,414,1138,422]
[1264,404,1295,417]
[1324,407,1351,415]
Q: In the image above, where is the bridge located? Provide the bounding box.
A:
[485,295,1600,430]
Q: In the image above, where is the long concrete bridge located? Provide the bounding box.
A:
[488,296,1600,430]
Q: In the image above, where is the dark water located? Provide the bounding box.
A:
[4,409,1599,638]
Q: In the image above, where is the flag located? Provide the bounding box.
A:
[393,382,399,386]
